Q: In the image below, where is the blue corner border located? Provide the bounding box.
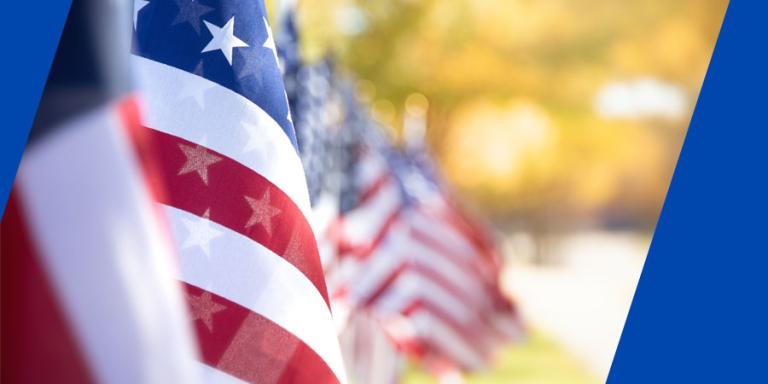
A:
[609,2,768,382]
[0,1,72,217]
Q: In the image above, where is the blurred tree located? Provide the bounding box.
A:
[289,0,727,229]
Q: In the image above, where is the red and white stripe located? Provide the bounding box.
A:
[339,311,403,384]
[133,48,346,383]
[347,216,499,369]
[330,152,402,261]
[329,149,523,372]
[3,99,202,383]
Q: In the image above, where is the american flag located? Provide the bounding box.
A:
[287,59,339,206]
[338,311,404,384]
[329,87,524,372]
[277,7,405,384]
[132,0,346,383]
[277,6,345,270]
[390,150,524,369]
[2,1,200,382]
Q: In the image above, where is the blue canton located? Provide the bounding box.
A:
[133,0,297,149]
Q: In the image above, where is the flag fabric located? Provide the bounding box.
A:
[286,58,339,207]
[338,311,404,384]
[1,1,201,382]
[274,5,523,371]
[132,0,346,383]
[277,10,344,268]
[328,87,524,372]
[277,8,408,383]
[387,152,524,369]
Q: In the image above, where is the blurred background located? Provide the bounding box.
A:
[273,0,728,382]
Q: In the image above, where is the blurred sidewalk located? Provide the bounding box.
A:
[502,231,649,382]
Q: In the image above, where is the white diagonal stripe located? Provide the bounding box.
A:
[196,361,247,384]
[411,310,485,370]
[17,107,201,384]
[133,55,311,216]
[164,205,347,383]
[340,179,401,246]
[373,271,473,324]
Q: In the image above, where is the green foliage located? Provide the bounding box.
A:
[291,0,727,226]
[404,331,597,384]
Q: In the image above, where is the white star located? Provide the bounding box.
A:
[177,77,215,108]
[172,0,214,35]
[202,17,249,66]
[241,120,262,153]
[244,189,282,236]
[282,89,294,125]
[177,143,222,185]
[187,291,226,332]
[134,0,150,30]
[180,209,223,256]
[283,230,303,260]
[262,17,279,65]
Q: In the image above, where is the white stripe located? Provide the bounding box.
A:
[407,209,480,265]
[347,231,404,302]
[164,205,347,383]
[490,314,525,341]
[340,180,401,246]
[346,225,472,302]
[355,152,388,190]
[339,313,403,384]
[310,192,340,268]
[374,271,473,324]
[411,310,485,370]
[132,55,311,216]
[196,361,247,384]
[347,227,475,322]
[326,253,366,299]
[405,232,487,299]
[18,107,201,384]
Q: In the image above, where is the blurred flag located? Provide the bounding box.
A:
[278,8,343,267]
[330,87,523,372]
[277,1,521,379]
[277,6,405,384]
[1,1,201,383]
[132,0,346,383]
[390,151,524,369]
[338,311,403,384]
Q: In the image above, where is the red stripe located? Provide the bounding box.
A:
[361,260,481,315]
[331,284,348,301]
[403,241,520,343]
[409,224,492,281]
[118,98,183,274]
[409,227,507,315]
[358,258,498,360]
[362,258,493,332]
[361,262,410,307]
[440,205,501,268]
[404,265,515,347]
[406,217,501,308]
[401,300,491,364]
[408,210,508,302]
[182,283,339,384]
[406,263,486,312]
[337,207,402,259]
[122,97,173,204]
[1,192,95,384]
[357,173,391,205]
[140,127,329,305]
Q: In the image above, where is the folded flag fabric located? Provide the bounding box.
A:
[132,0,346,382]
[329,87,524,371]
[2,1,200,382]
